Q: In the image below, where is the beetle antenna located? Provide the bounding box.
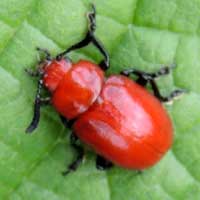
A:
[26,79,43,133]
[36,47,52,61]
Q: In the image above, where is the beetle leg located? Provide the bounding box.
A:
[91,36,110,71]
[120,64,175,85]
[120,65,185,102]
[135,76,148,86]
[150,64,176,79]
[149,79,185,103]
[59,115,84,175]
[56,4,110,71]
[59,115,75,129]
[40,97,51,105]
[60,117,113,173]
[121,64,176,78]
[26,80,51,133]
[96,155,113,170]
[120,69,149,86]
[62,133,84,176]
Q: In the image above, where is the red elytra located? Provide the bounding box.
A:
[74,75,173,169]
[42,60,173,170]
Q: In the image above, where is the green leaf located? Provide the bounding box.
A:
[0,0,199,199]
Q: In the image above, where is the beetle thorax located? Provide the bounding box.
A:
[42,59,72,92]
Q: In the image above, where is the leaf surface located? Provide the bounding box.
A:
[0,0,199,199]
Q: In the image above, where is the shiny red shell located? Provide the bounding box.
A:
[43,59,72,92]
[43,59,104,119]
[74,75,173,170]
[43,60,173,170]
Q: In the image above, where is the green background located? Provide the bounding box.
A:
[0,0,200,199]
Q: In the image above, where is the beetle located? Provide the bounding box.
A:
[26,5,184,175]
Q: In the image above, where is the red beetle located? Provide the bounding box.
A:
[26,5,184,175]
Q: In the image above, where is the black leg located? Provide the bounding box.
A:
[120,65,175,82]
[149,79,184,103]
[62,133,84,176]
[96,155,113,171]
[56,4,110,71]
[59,115,75,129]
[59,117,84,175]
[120,65,185,102]
[92,36,109,71]
[40,97,51,105]
[136,170,143,175]
[57,33,92,59]
[136,76,148,86]
[121,69,149,86]
[25,80,50,133]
